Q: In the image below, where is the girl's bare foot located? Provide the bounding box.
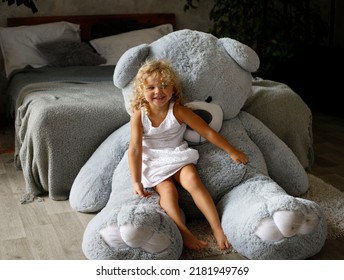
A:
[181,230,208,250]
[213,228,231,250]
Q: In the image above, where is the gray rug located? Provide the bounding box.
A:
[180,174,344,259]
[301,174,344,240]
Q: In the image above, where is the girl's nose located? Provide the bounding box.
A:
[154,86,162,93]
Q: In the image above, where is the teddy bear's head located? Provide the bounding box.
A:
[114,29,260,120]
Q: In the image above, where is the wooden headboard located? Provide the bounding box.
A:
[7,13,176,41]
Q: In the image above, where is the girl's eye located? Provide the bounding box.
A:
[144,83,168,91]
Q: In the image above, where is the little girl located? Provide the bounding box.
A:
[128,59,248,250]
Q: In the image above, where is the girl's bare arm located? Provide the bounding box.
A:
[128,110,149,196]
[174,104,248,164]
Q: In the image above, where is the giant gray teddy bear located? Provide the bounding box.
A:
[69,29,327,259]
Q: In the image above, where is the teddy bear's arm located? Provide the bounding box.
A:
[69,123,130,212]
[238,111,308,196]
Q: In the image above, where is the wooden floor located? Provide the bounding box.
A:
[306,113,344,260]
[0,112,343,260]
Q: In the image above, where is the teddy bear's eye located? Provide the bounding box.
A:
[205,96,212,103]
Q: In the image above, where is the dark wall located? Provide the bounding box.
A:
[268,0,343,117]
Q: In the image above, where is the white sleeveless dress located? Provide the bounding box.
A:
[141,102,199,188]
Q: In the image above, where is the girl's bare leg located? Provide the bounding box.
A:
[155,178,208,250]
[174,165,231,250]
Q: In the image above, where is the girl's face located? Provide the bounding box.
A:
[143,74,174,109]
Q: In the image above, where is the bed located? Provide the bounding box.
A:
[1,13,313,203]
[1,14,176,201]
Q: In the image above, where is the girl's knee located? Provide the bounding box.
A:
[156,179,178,195]
[179,166,203,190]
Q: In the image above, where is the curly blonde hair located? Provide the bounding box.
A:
[130,59,183,115]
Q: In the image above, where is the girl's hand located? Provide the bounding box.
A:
[230,150,248,165]
[133,182,150,197]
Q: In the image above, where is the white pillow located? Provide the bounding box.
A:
[0,21,80,77]
[90,24,173,66]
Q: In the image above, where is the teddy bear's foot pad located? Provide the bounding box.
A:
[255,210,319,242]
[100,224,171,253]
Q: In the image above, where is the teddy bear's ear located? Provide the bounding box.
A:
[113,44,150,88]
[219,38,260,73]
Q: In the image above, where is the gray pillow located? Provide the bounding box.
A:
[36,40,106,67]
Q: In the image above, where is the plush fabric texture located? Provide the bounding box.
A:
[70,29,327,260]
[36,40,106,67]
[90,24,173,66]
[16,81,128,201]
[244,78,314,169]
[0,21,80,77]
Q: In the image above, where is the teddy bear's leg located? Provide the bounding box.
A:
[217,175,327,259]
[98,201,178,253]
[81,151,184,259]
[238,111,309,196]
[82,198,183,259]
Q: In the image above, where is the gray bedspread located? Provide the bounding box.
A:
[12,66,129,201]
[7,65,116,118]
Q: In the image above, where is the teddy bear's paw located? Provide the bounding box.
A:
[99,224,128,250]
[255,210,319,242]
[254,217,284,241]
[100,224,171,253]
[273,211,319,237]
